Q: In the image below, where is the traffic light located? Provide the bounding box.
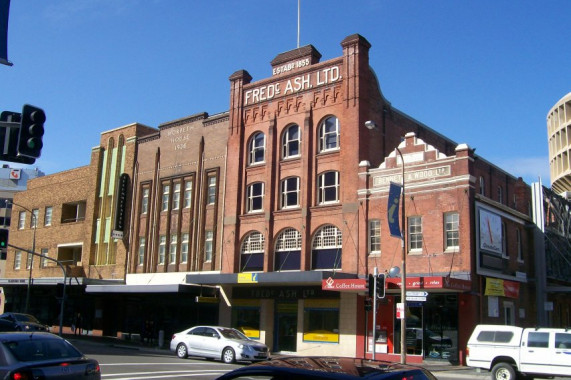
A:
[0,228,8,249]
[376,273,386,299]
[364,297,372,312]
[17,104,45,158]
[368,274,375,298]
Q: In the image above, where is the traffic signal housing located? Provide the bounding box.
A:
[368,274,375,298]
[0,228,8,250]
[376,273,386,299]
[17,104,45,158]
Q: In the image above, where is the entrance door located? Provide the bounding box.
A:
[274,302,297,353]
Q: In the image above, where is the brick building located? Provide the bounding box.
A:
[0,34,548,364]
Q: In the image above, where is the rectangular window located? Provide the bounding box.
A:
[31,209,39,228]
[318,171,339,204]
[527,332,549,348]
[303,301,339,343]
[26,253,32,270]
[408,216,422,251]
[169,234,177,264]
[158,235,166,265]
[172,183,181,210]
[141,188,149,214]
[184,181,193,208]
[207,175,217,205]
[14,251,21,269]
[444,212,459,249]
[204,231,213,262]
[281,177,300,209]
[40,248,49,268]
[369,219,381,253]
[161,184,170,211]
[247,182,264,212]
[18,211,25,230]
[181,233,189,263]
[138,237,145,266]
[44,206,52,226]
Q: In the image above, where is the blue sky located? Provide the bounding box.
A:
[1,0,570,185]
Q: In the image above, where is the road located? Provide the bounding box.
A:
[69,337,568,380]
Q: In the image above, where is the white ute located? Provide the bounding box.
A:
[466,324,571,380]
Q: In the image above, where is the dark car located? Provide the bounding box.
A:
[0,313,49,332]
[0,331,101,379]
[216,356,437,380]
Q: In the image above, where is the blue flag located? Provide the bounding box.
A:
[388,182,402,238]
[0,0,11,66]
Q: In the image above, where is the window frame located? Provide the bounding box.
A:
[138,237,145,266]
[172,183,181,210]
[158,235,166,265]
[204,230,213,262]
[240,231,265,272]
[207,175,217,205]
[311,225,342,270]
[408,216,423,252]
[169,234,178,264]
[369,219,381,254]
[184,181,193,209]
[44,206,52,226]
[181,233,189,263]
[444,212,459,250]
[141,188,149,214]
[281,177,300,209]
[246,182,264,213]
[317,171,339,205]
[282,124,301,159]
[161,184,170,212]
[319,116,340,152]
[18,211,25,230]
[248,132,266,165]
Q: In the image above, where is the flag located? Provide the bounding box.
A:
[388,182,402,238]
[0,0,12,66]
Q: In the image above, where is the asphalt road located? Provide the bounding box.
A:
[68,336,567,380]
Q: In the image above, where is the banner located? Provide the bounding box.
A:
[0,0,11,66]
[388,182,402,237]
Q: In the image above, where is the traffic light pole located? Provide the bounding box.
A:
[6,243,66,337]
[372,267,378,360]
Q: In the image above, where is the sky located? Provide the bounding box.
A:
[1,0,570,186]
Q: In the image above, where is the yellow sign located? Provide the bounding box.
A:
[238,273,259,283]
[484,278,505,296]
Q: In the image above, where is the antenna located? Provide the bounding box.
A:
[297,0,300,48]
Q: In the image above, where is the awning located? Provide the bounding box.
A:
[85,283,200,294]
[187,271,358,286]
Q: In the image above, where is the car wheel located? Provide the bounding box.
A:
[222,347,235,364]
[492,362,516,380]
[176,343,188,359]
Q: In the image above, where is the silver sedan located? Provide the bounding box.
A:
[170,326,271,364]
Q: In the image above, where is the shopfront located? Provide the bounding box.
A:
[368,276,473,364]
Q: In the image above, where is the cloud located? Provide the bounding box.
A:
[493,156,550,185]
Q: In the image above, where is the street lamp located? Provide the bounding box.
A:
[7,200,37,314]
[395,147,407,364]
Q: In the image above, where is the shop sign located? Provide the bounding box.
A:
[322,277,367,292]
[238,273,258,283]
[387,276,471,291]
[484,277,520,298]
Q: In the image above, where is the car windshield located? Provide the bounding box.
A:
[4,338,82,362]
[220,328,248,340]
[13,314,40,323]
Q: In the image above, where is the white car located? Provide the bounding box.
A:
[170,326,271,364]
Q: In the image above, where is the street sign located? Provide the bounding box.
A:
[406,291,428,297]
[111,230,124,240]
[406,296,427,302]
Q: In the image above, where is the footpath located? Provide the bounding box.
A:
[64,333,489,379]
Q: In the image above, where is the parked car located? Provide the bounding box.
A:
[0,312,50,332]
[0,331,101,379]
[170,325,271,364]
[216,356,438,380]
[466,324,571,380]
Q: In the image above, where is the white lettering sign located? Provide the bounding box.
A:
[244,65,342,106]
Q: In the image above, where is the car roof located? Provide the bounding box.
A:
[0,332,61,342]
[216,357,436,380]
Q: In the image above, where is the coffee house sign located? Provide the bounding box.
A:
[244,65,342,106]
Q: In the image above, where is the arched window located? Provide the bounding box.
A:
[274,228,302,271]
[240,231,264,272]
[311,225,342,270]
[248,132,265,165]
[319,116,340,152]
[282,124,300,159]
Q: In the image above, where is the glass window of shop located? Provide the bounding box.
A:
[393,294,458,361]
[232,305,261,339]
[303,299,339,343]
